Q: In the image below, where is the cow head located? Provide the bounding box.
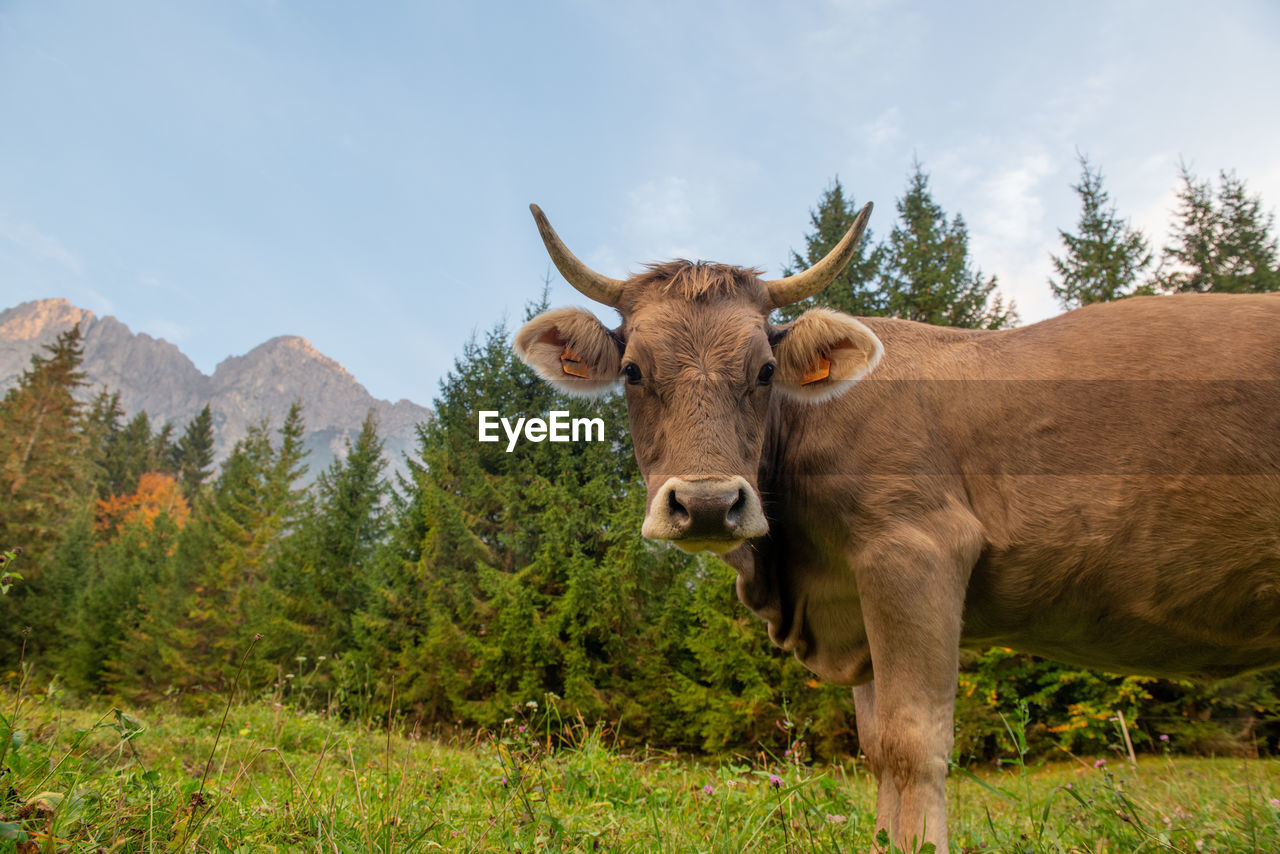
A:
[515,203,883,554]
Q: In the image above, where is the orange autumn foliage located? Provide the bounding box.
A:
[96,471,191,535]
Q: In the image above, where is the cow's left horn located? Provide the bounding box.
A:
[765,202,873,309]
[530,204,626,309]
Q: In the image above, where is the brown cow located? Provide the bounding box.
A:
[514,202,1280,852]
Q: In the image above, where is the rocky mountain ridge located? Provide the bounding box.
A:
[0,298,431,478]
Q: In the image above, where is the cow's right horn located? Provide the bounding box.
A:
[765,202,873,308]
[530,204,626,309]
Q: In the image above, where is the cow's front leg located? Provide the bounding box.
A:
[867,664,956,852]
[854,527,972,853]
[853,681,908,846]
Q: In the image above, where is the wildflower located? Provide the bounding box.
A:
[1160,733,1169,742]
[503,717,514,724]
[1094,759,1106,768]
[769,774,782,788]
[826,814,847,824]
[518,725,526,733]
[526,700,539,709]
[501,777,508,786]
[996,758,1003,767]
[1271,798,1280,809]
[702,784,714,795]
[317,655,327,661]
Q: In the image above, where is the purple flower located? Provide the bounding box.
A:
[702,784,714,795]
[769,774,782,788]
[1160,734,1170,742]
[1094,759,1107,768]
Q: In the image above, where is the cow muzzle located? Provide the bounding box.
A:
[640,475,768,554]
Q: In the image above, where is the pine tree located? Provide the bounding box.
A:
[0,328,92,545]
[101,411,157,498]
[116,409,308,701]
[776,177,885,320]
[85,390,124,497]
[0,328,94,657]
[1155,163,1280,294]
[63,503,185,692]
[1048,155,1152,308]
[171,404,216,502]
[271,409,387,660]
[879,162,1016,329]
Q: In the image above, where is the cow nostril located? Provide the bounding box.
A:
[667,488,689,523]
[726,488,746,527]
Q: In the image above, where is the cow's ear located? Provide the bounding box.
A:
[772,308,883,403]
[514,307,622,397]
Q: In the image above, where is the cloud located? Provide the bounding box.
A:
[860,107,902,150]
[973,152,1055,247]
[946,150,1059,324]
[0,215,82,275]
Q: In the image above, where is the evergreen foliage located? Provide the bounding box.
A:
[1049,155,1152,308]
[0,328,93,660]
[271,409,387,661]
[171,404,215,501]
[783,166,1015,329]
[878,163,1016,329]
[776,178,885,320]
[1155,163,1280,294]
[116,411,308,703]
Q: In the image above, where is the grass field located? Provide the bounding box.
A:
[2,686,1279,853]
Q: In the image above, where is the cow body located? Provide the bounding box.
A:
[516,202,1280,852]
[735,294,1280,685]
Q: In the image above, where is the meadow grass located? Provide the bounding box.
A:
[2,685,1279,852]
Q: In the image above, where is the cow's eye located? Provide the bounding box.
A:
[623,363,643,385]
[757,362,776,385]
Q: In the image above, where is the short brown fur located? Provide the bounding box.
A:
[518,214,1280,854]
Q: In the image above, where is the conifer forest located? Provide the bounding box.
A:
[4,160,1280,765]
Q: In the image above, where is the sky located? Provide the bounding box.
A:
[3,1,1278,407]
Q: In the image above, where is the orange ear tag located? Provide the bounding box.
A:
[560,345,590,379]
[800,353,831,386]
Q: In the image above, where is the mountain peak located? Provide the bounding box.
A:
[0,297,96,342]
[0,298,432,481]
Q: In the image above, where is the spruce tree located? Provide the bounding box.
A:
[171,404,216,502]
[1049,155,1152,308]
[1156,163,1280,293]
[879,162,1016,329]
[776,177,885,320]
[0,328,93,657]
[271,409,387,660]
[101,411,157,498]
[85,390,124,497]
[117,409,308,700]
